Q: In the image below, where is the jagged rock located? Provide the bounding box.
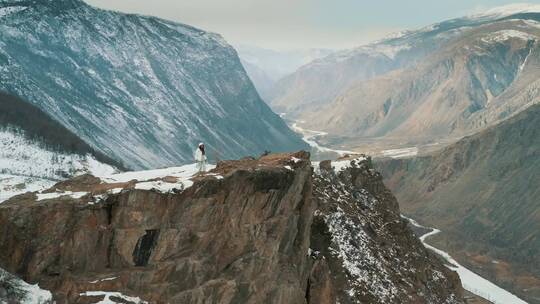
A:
[319,160,333,172]
[310,157,463,303]
[0,152,464,303]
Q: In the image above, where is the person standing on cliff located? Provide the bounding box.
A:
[194,142,207,172]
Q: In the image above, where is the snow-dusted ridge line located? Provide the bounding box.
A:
[470,3,540,19]
[10,164,221,204]
[304,3,540,70]
[481,29,538,43]
[403,215,528,304]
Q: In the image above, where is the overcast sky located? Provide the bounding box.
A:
[85,0,540,50]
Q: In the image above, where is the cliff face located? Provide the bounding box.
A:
[0,152,463,304]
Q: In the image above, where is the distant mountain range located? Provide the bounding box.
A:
[0,0,306,169]
[267,4,540,150]
[235,45,333,101]
[377,103,540,303]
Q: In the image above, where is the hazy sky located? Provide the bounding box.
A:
[85,0,540,50]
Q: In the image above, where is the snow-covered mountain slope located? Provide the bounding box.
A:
[0,0,306,170]
[0,92,117,203]
[0,128,116,203]
[471,3,540,19]
[0,129,115,181]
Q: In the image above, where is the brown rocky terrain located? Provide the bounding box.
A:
[0,152,463,303]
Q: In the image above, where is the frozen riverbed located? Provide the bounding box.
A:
[404,216,528,304]
[291,122,356,156]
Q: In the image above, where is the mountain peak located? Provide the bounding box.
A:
[470,3,540,19]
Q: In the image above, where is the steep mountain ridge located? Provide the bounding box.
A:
[304,19,540,141]
[268,7,508,115]
[0,0,306,169]
[0,152,463,303]
[239,59,276,101]
[270,6,540,151]
[376,103,540,303]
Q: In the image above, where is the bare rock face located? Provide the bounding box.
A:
[0,152,314,303]
[0,152,464,303]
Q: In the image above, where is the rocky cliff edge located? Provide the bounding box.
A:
[0,152,463,304]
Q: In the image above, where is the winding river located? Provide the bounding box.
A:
[404,216,528,304]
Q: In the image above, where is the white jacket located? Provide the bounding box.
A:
[194,149,207,162]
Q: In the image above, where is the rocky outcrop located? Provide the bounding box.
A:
[0,152,464,303]
[310,157,463,303]
[0,152,314,303]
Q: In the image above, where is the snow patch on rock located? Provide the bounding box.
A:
[89,277,118,284]
[0,267,52,304]
[0,174,55,203]
[326,206,399,302]
[0,6,26,18]
[36,191,88,201]
[481,30,537,43]
[103,163,217,194]
[79,291,147,304]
